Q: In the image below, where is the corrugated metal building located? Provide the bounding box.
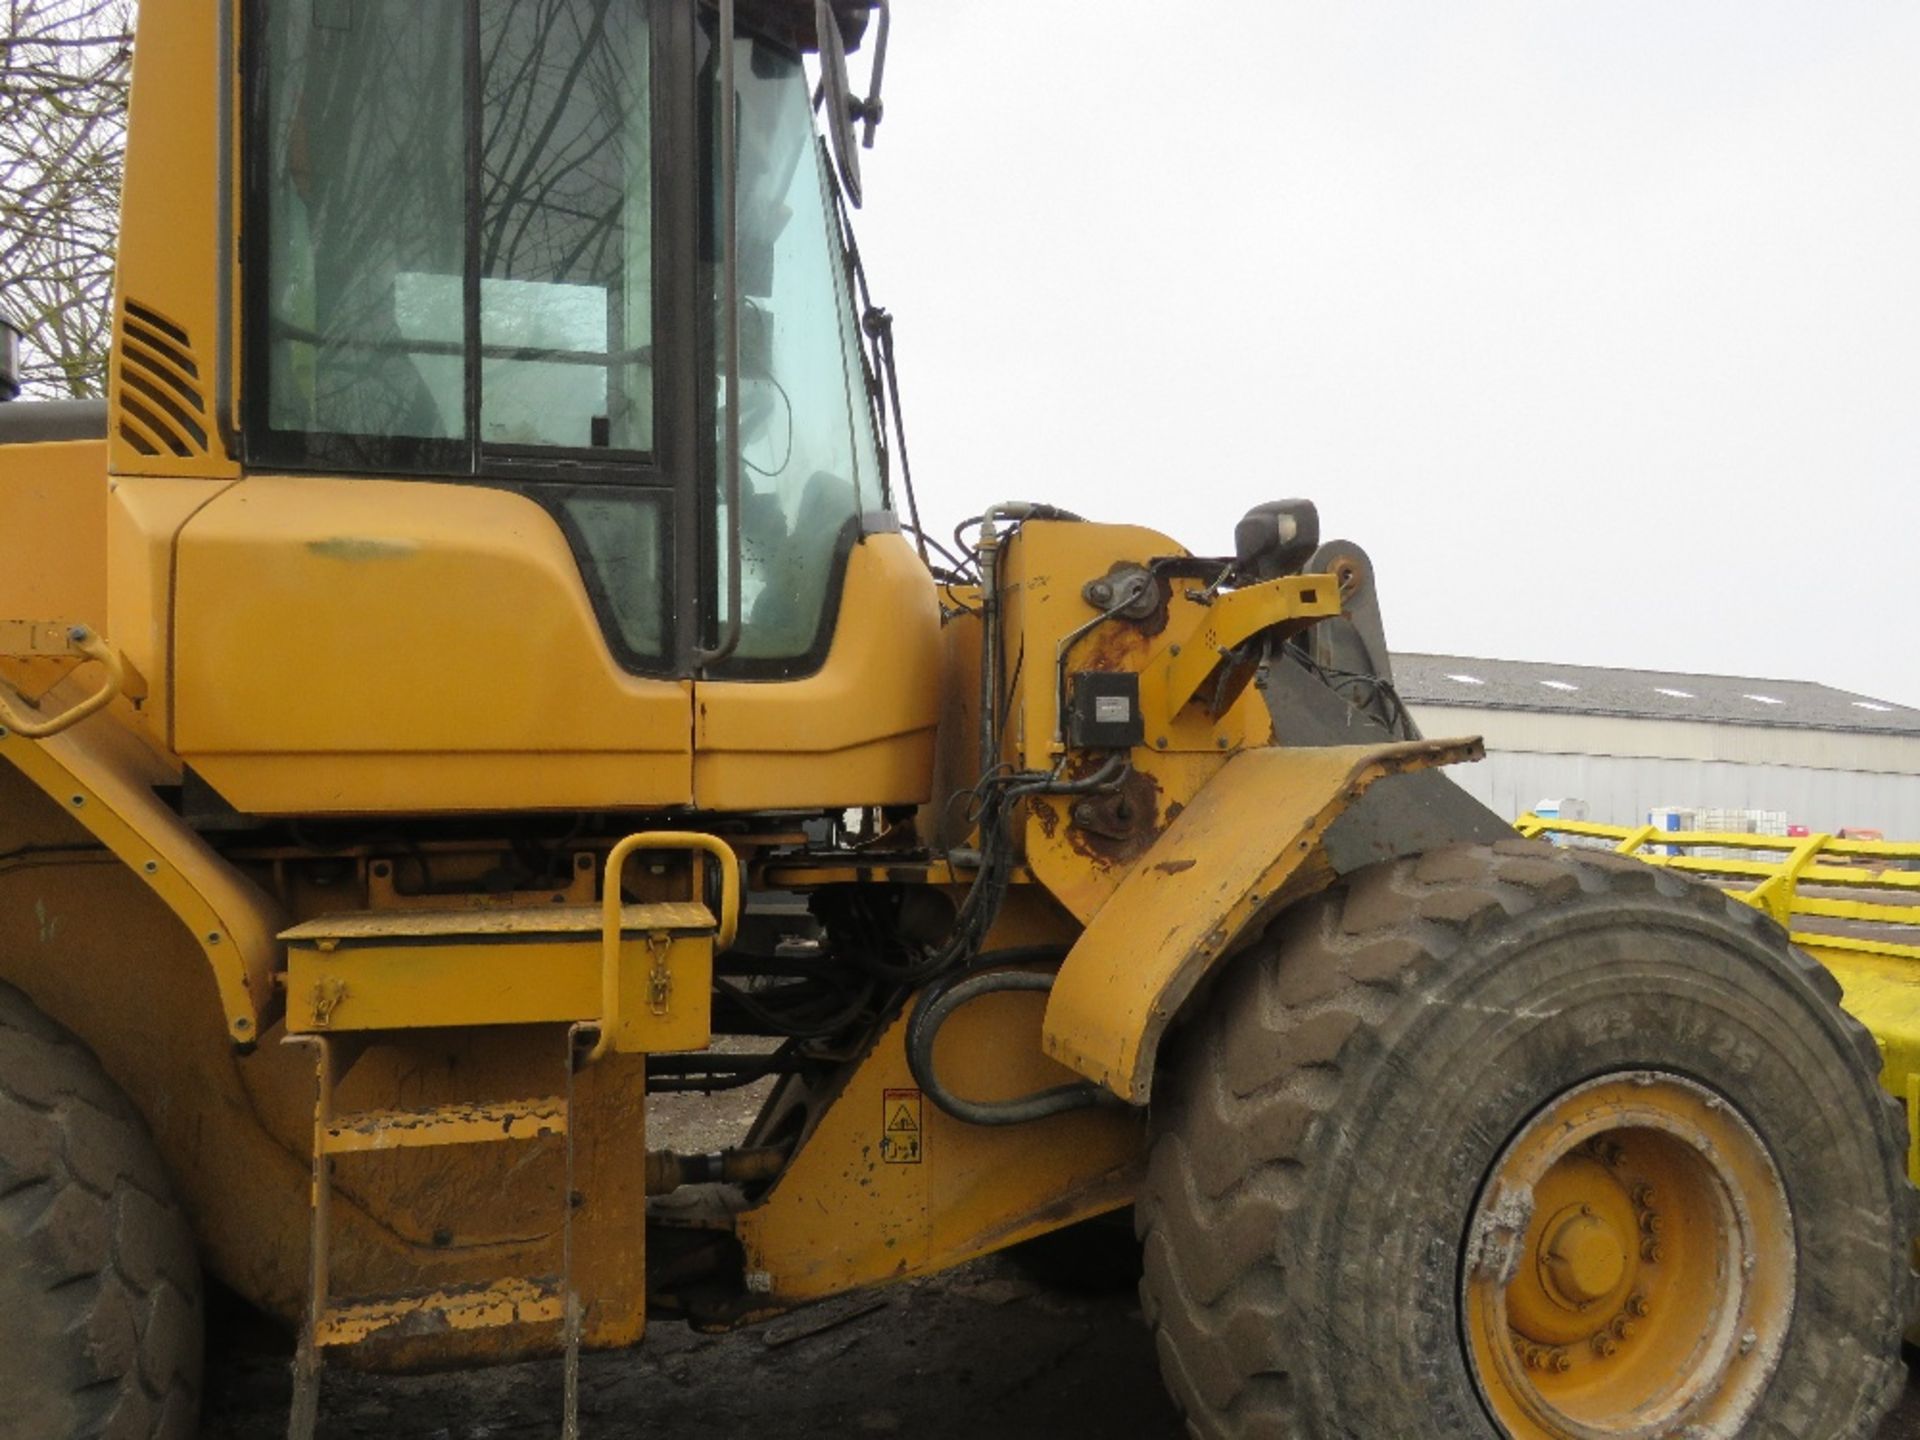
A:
[1394,654,1920,836]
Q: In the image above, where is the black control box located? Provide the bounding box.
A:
[1066,672,1145,750]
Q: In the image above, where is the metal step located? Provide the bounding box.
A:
[314,1275,566,1349]
[287,1032,591,1440]
[280,900,715,1054]
[321,1096,568,1154]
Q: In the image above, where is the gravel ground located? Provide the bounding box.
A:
[201,1251,1920,1439]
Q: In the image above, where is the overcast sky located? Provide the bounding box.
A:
[843,3,1920,709]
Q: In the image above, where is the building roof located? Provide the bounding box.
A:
[1392,653,1920,738]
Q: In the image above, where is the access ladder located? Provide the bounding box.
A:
[280,832,739,1440]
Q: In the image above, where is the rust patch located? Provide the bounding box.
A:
[1152,858,1197,876]
[1065,768,1164,869]
[1080,610,1157,674]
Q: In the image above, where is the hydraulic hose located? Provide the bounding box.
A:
[905,949,1118,1127]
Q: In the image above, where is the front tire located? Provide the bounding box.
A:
[1139,842,1913,1439]
[0,982,203,1438]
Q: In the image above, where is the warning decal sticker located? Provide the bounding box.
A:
[880,1087,923,1165]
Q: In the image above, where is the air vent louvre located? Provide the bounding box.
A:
[115,300,209,459]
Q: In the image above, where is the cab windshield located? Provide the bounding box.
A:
[703,21,885,667]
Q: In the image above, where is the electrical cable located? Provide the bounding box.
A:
[1283,640,1420,739]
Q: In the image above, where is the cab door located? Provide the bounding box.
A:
[165,0,700,815]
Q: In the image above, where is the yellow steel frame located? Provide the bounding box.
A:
[1142,572,1344,728]
[0,687,278,1041]
[1513,817,1920,959]
[735,974,1144,1306]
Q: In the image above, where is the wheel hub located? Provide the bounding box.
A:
[1461,1072,1795,1440]
[1540,1204,1624,1307]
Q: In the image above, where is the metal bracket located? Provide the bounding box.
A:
[646,931,673,1016]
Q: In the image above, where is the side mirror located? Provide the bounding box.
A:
[815,0,890,208]
[815,0,864,206]
[1234,499,1320,582]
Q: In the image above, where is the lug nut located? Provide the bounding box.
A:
[1550,1350,1572,1374]
[1600,1141,1625,1167]
[1639,1212,1662,1237]
[1592,1333,1618,1358]
[1631,1184,1655,1207]
[1611,1315,1636,1341]
[1641,1241,1664,1264]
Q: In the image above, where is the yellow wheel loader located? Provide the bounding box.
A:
[0,2,1910,1436]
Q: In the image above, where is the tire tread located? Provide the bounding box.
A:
[1137,841,1916,1439]
[0,982,201,1439]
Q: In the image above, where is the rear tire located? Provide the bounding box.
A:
[1139,841,1913,1439]
[0,982,203,1438]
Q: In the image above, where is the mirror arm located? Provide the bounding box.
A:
[857,0,889,148]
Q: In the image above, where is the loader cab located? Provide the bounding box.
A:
[243,0,886,676]
[97,0,939,816]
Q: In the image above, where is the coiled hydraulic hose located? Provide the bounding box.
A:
[905,948,1119,1127]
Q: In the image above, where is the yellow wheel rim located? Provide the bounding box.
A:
[1461,1072,1795,1439]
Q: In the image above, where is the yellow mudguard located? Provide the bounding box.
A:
[1042,737,1481,1104]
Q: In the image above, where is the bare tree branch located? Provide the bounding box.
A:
[0,0,133,398]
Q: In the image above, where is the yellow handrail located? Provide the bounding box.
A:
[0,626,124,739]
[586,831,741,1064]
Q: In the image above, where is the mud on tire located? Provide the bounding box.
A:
[1138,841,1914,1439]
[0,981,203,1439]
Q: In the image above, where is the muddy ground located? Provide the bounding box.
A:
[201,1248,1920,1439]
[202,1249,1170,1439]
